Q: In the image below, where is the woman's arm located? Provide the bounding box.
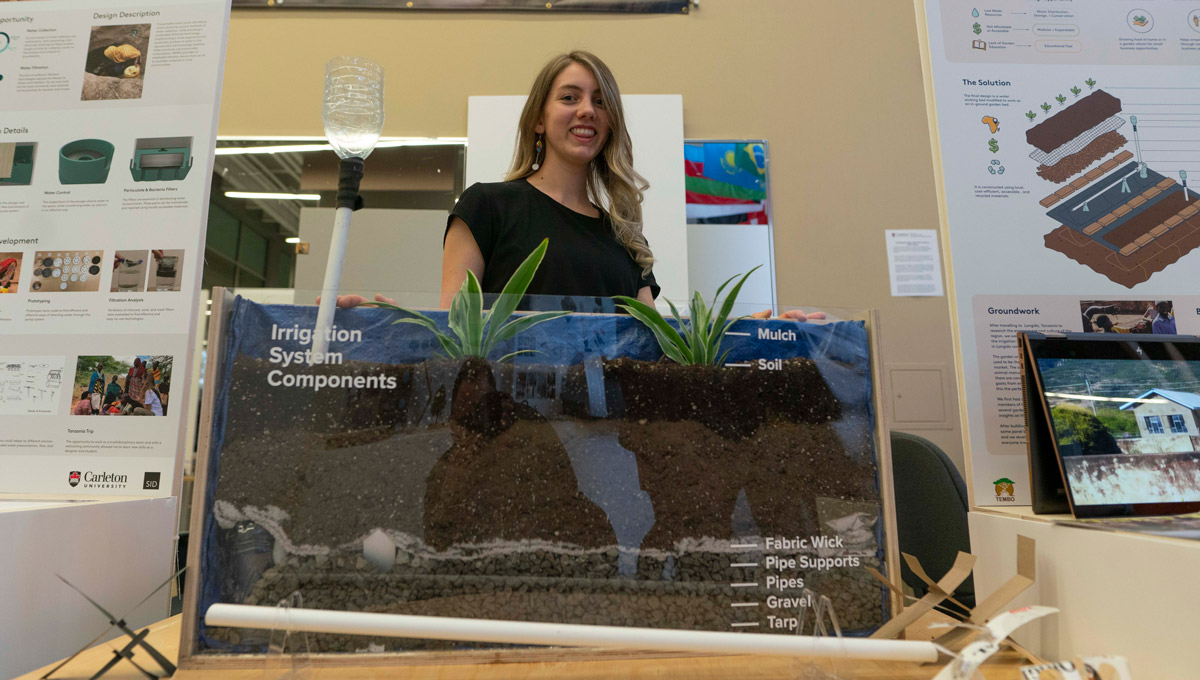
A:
[636,286,655,306]
[441,217,486,309]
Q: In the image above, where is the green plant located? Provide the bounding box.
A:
[1070,85,1082,97]
[1055,94,1066,106]
[1086,77,1096,89]
[368,238,568,361]
[1040,102,1052,113]
[613,266,761,366]
[1026,110,1037,122]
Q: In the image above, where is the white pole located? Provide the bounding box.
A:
[205,604,940,663]
[311,205,353,360]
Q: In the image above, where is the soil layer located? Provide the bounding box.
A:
[622,420,878,550]
[1104,192,1199,248]
[1036,131,1127,184]
[1045,214,1200,288]
[597,357,840,438]
[1027,90,1121,153]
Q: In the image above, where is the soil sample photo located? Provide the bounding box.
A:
[82,24,149,101]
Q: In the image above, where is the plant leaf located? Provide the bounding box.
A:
[463,270,484,355]
[490,310,570,349]
[447,276,472,352]
[482,238,549,356]
[497,349,542,362]
[691,290,711,365]
[391,318,462,358]
[614,296,693,365]
[712,265,761,330]
[366,301,466,358]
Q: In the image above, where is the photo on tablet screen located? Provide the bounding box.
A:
[1036,349,1200,510]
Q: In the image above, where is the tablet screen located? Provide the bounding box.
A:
[1030,334,1200,517]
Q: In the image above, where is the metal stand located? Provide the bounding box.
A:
[43,570,184,680]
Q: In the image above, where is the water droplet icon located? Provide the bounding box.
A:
[972,8,979,18]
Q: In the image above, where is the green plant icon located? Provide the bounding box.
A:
[1070,86,1082,97]
[615,266,760,366]
[368,238,568,361]
[972,22,982,35]
[1040,102,1052,113]
[1055,94,1066,106]
[1026,110,1037,122]
[1085,78,1096,89]
[988,138,999,153]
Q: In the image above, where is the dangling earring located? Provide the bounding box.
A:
[532,135,543,171]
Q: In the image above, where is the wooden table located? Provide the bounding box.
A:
[18,616,1031,679]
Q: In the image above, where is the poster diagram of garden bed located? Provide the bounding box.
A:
[1028,87,1200,288]
[194,294,890,655]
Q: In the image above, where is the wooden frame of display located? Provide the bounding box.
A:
[178,292,900,669]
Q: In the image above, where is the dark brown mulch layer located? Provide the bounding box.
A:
[1036,131,1127,184]
[598,357,841,439]
[1105,192,1199,248]
[1027,90,1121,153]
[623,420,878,550]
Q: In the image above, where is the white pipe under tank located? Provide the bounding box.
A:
[205,603,940,663]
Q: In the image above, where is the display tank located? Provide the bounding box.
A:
[183,286,897,659]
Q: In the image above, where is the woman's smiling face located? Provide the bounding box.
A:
[536,62,610,169]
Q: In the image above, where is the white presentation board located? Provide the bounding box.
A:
[921,1,1200,505]
[0,0,231,497]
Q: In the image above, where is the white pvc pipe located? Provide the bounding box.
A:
[311,205,353,360]
[205,603,940,663]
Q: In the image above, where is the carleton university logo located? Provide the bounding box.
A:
[66,470,129,489]
[994,477,1016,502]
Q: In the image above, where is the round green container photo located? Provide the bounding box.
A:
[59,139,115,184]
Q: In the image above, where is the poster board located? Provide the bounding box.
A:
[917,0,1200,505]
[0,0,231,498]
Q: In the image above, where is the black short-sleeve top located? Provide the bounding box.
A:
[448,179,659,301]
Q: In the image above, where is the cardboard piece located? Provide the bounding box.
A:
[870,551,976,640]
[935,535,1036,649]
[902,553,971,615]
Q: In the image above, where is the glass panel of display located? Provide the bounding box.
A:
[193,292,890,654]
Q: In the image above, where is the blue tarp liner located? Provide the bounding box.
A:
[196,297,887,651]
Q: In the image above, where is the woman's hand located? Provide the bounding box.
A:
[315,293,397,308]
[751,309,827,322]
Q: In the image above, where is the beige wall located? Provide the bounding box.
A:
[219,0,965,471]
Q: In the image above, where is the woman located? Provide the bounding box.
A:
[104,375,122,410]
[127,358,146,403]
[141,386,164,416]
[72,391,92,416]
[335,51,653,310]
[335,52,816,320]
[443,51,657,308]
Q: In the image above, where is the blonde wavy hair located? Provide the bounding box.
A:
[506,51,654,276]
